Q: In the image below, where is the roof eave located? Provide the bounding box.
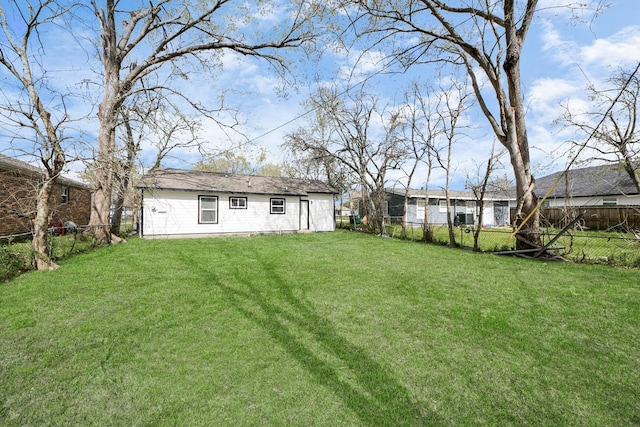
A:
[139,186,309,197]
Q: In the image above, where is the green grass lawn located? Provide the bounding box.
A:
[1,230,639,426]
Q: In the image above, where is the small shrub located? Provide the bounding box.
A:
[492,244,512,252]
[0,244,29,282]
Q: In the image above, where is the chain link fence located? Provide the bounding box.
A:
[385,222,640,268]
[0,222,137,282]
[5,218,638,283]
[336,217,640,269]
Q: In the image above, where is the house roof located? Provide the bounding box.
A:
[384,187,511,201]
[138,168,336,196]
[535,163,640,198]
[0,153,88,188]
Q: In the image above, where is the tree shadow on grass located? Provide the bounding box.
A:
[199,252,440,426]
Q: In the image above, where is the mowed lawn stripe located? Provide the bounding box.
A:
[1,230,638,426]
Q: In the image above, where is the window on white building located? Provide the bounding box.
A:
[229,197,247,209]
[199,196,218,223]
[270,198,285,214]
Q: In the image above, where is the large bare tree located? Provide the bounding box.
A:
[0,0,78,269]
[397,81,443,239]
[432,77,472,246]
[88,0,316,243]
[285,85,405,234]
[347,0,543,249]
[109,86,211,236]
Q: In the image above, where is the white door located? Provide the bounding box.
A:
[300,200,309,230]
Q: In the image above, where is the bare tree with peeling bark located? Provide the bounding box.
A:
[346,0,544,249]
[88,0,316,243]
[0,0,78,270]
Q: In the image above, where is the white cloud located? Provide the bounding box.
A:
[538,20,575,67]
[527,77,578,124]
[529,78,576,104]
[578,25,640,68]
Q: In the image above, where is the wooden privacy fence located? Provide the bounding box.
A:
[516,206,640,231]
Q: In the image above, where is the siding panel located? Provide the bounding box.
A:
[142,189,334,237]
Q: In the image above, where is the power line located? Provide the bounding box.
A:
[248,55,404,144]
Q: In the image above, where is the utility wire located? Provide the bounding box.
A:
[247,54,404,144]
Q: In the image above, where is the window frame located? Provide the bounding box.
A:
[229,196,247,209]
[198,195,218,224]
[61,186,70,204]
[270,198,286,214]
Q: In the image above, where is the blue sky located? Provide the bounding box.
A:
[197,0,640,189]
[1,0,639,190]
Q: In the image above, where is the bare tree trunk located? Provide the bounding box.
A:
[620,146,640,194]
[0,1,71,270]
[89,95,117,243]
[88,0,120,243]
[401,193,409,238]
[31,181,58,270]
[110,194,124,236]
[444,142,456,247]
[433,78,468,247]
[373,186,386,235]
[110,110,138,237]
[470,144,504,251]
[110,156,136,238]
[445,191,456,247]
[502,0,541,249]
[422,163,434,243]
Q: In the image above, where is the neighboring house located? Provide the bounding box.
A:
[0,154,91,237]
[532,163,640,230]
[535,163,640,207]
[137,168,336,238]
[385,188,511,227]
[336,204,353,217]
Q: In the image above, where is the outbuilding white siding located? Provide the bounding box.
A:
[141,189,334,238]
[307,195,336,232]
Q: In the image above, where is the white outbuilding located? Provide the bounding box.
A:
[138,168,336,238]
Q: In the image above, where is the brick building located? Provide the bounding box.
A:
[0,154,91,238]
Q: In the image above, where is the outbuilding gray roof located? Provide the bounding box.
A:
[138,168,336,196]
[535,163,640,198]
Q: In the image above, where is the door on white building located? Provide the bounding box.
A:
[300,200,309,230]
